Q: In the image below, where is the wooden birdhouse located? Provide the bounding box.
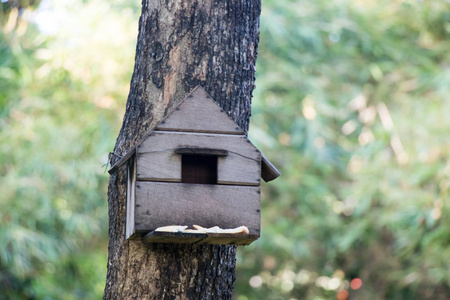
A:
[109,87,279,245]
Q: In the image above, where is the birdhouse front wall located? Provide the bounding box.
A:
[125,130,263,240]
[136,131,261,186]
[134,182,261,235]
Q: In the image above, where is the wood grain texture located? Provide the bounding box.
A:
[143,231,259,245]
[136,131,261,185]
[143,231,207,244]
[199,233,258,246]
[155,87,245,134]
[134,182,261,235]
[136,149,182,182]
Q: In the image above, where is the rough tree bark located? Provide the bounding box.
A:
[104,0,261,298]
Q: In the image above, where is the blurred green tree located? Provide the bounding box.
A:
[0,0,138,298]
[1,0,449,299]
[235,1,450,299]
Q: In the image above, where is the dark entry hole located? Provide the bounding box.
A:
[181,155,217,184]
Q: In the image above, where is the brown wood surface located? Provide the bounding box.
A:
[155,87,245,135]
[136,131,261,185]
[134,182,261,236]
[136,149,182,182]
[143,231,258,246]
[261,153,281,182]
[143,231,207,244]
[175,147,228,156]
[199,233,258,246]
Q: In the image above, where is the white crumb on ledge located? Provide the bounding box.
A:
[154,225,188,233]
[193,225,249,234]
[154,225,249,234]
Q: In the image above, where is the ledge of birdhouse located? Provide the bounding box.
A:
[143,231,259,246]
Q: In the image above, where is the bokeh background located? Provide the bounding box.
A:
[1,0,449,299]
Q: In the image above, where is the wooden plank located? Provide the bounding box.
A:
[142,231,259,245]
[136,131,261,185]
[175,148,228,156]
[199,233,259,245]
[134,182,261,235]
[136,150,181,182]
[143,231,206,244]
[126,157,137,239]
[155,87,245,135]
[261,153,281,182]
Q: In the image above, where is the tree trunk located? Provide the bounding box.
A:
[103,0,261,298]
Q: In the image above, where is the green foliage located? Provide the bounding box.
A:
[1,0,449,299]
[236,0,450,299]
[0,0,139,298]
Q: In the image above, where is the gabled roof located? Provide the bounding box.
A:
[109,86,280,182]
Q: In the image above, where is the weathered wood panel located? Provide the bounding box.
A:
[136,150,182,182]
[175,148,228,156]
[198,233,258,246]
[125,157,136,239]
[261,153,281,182]
[143,231,259,246]
[143,231,206,244]
[134,182,260,236]
[136,131,261,185]
[155,87,245,135]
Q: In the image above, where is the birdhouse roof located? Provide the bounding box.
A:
[109,86,280,182]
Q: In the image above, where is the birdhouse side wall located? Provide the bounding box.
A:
[126,157,137,239]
